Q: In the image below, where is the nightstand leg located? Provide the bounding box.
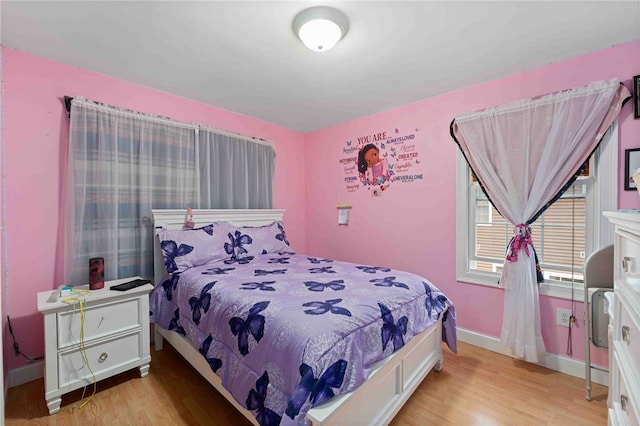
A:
[139,363,150,378]
[47,397,62,415]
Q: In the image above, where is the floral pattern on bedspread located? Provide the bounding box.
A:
[150,253,457,426]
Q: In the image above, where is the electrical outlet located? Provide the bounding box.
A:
[557,308,572,327]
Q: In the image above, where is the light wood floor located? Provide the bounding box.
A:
[5,341,608,425]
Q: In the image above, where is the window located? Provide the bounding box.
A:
[456,123,618,301]
[475,198,492,225]
[67,98,275,285]
[471,181,586,282]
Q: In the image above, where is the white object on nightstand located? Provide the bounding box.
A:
[36,277,153,415]
[604,211,640,425]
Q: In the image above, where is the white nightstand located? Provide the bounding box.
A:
[36,277,153,415]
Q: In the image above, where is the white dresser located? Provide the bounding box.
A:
[37,277,153,414]
[604,211,640,425]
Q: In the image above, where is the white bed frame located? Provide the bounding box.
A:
[151,209,444,425]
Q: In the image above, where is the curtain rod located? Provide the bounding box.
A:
[63,95,273,146]
[197,125,273,147]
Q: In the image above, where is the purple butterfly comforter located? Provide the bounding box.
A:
[150,253,456,426]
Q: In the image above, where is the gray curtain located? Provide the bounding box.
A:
[197,128,275,209]
[65,98,275,285]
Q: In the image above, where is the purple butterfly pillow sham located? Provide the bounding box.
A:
[158,221,236,274]
[224,221,292,260]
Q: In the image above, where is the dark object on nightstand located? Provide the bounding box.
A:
[89,257,105,290]
[110,278,151,291]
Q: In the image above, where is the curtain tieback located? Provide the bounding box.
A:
[506,224,532,262]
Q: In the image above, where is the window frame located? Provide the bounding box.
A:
[455,122,618,302]
[474,198,493,226]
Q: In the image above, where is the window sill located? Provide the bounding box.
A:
[457,271,585,302]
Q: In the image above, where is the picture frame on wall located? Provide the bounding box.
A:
[635,75,640,119]
[624,148,640,190]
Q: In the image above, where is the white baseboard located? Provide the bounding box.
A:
[7,361,44,388]
[7,328,608,389]
[457,327,609,386]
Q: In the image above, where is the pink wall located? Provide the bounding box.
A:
[305,40,640,364]
[1,47,307,371]
[2,40,639,376]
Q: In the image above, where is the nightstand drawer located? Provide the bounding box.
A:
[616,298,640,378]
[57,298,141,349]
[58,332,141,388]
[619,230,640,285]
[610,352,640,426]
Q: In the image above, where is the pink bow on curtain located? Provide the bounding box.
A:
[506,224,532,262]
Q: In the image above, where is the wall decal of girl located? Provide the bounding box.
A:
[357,143,389,188]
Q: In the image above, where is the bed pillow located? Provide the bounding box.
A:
[158,221,235,274]
[226,221,293,259]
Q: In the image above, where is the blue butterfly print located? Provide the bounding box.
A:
[356,265,391,274]
[307,257,333,264]
[285,359,348,419]
[199,335,222,373]
[162,274,181,301]
[304,280,345,292]
[246,371,282,426]
[200,224,214,235]
[161,240,194,273]
[168,308,185,335]
[303,299,351,316]
[202,267,235,275]
[346,140,352,146]
[254,269,287,276]
[309,266,335,274]
[381,142,386,149]
[370,276,409,290]
[189,281,215,325]
[241,281,276,291]
[379,303,408,352]
[275,223,290,246]
[268,257,290,264]
[224,230,253,258]
[229,301,269,356]
[423,282,448,317]
[224,256,255,265]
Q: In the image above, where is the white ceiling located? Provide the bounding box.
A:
[2,1,639,133]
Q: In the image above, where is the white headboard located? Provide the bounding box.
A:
[151,209,286,284]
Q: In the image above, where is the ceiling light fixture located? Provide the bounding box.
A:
[292,6,349,53]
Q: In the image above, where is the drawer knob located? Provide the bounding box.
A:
[621,394,628,412]
[621,325,631,343]
[98,352,108,363]
[622,257,633,272]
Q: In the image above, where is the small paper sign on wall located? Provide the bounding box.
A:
[337,202,352,225]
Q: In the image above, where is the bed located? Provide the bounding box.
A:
[150,209,456,425]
